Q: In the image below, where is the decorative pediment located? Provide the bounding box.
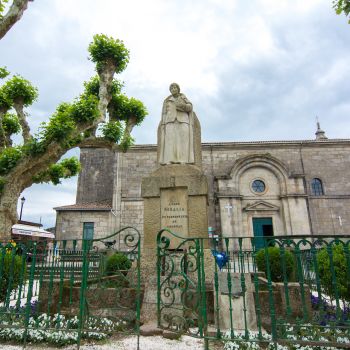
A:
[244,201,279,212]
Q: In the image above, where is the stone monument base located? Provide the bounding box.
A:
[140,248,158,325]
[142,164,209,249]
[141,164,209,324]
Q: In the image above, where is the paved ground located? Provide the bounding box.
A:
[0,335,208,350]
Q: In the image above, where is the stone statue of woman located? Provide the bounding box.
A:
[158,83,196,165]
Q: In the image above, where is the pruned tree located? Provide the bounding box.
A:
[0,0,32,40]
[0,34,147,239]
[333,0,350,23]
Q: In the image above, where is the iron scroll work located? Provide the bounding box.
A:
[0,226,142,349]
[81,226,142,341]
[156,230,350,349]
[157,229,207,338]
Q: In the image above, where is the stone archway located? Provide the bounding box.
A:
[216,154,311,240]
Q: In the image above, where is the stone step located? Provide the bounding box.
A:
[140,324,181,340]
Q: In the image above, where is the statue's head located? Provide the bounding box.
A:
[169,83,180,95]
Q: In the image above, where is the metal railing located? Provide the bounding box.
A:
[0,227,142,349]
[157,231,350,349]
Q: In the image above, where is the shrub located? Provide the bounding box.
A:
[104,252,131,276]
[317,243,349,301]
[256,246,295,282]
[0,249,27,301]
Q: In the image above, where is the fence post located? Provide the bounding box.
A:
[23,241,37,348]
[263,238,277,342]
[77,239,89,348]
[224,238,235,339]
[135,237,141,350]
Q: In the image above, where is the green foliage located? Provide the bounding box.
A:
[104,252,132,275]
[42,102,76,143]
[33,157,81,185]
[119,134,134,152]
[333,0,350,22]
[88,34,130,73]
[2,113,20,135]
[0,249,27,302]
[108,94,129,121]
[0,67,9,79]
[0,147,22,175]
[70,94,99,123]
[2,75,38,106]
[84,76,122,98]
[0,0,9,19]
[108,94,147,124]
[22,138,47,156]
[127,97,147,125]
[317,243,349,301]
[0,87,11,111]
[0,34,146,200]
[101,121,123,143]
[256,246,295,282]
[60,157,81,175]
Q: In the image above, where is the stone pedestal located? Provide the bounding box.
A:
[217,272,257,331]
[141,164,209,324]
[142,164,208,249]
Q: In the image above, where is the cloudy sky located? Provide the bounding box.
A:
[1,0,350,228]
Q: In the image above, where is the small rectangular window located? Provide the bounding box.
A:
[83,222,94,240]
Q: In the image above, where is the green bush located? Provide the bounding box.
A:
[256,246,295,282]
[317,243,349,301]
[104,252,131,276]
[0,250,27,301]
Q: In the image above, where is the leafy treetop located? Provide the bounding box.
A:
[88,34,130,74]
[0,33,147,204]
[333,0,350,23]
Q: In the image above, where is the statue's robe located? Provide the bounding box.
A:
[158,93,195,165]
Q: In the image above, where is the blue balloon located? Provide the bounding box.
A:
[211,250,228,270]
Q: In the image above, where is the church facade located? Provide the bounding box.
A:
[55,128,350,245]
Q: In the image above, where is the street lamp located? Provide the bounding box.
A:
[19,196,25,221]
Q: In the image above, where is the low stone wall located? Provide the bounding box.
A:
[38,274,144,321]
[256,277,312,331]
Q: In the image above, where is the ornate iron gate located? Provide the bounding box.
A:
[0,226,142,349]
[157,230,350,349]
[157,229,208,338]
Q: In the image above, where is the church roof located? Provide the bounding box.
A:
[120,138,350,151]
[54,200,112,212]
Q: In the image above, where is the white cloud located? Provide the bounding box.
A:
[1,0,350,228]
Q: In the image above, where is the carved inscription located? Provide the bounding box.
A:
[161,188,188,236]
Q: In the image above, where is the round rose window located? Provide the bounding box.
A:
[251,179,266,193]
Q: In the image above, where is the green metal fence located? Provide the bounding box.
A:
[157,230,350,349]
[0,226,141,349]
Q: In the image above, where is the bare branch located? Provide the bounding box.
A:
[0,0,32,40]
[79,136,116,150]
[123,115,137,140]
[13,101,31,142]
[97,60,116,124]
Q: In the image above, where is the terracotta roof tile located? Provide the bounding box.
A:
[54,200,112,211]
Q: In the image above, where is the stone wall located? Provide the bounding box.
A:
[61,139,350,241]
[76,147,115,204]
[56,210,112,241]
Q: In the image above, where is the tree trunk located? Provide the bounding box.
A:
[0,0,31,40]
[0,184,20,241]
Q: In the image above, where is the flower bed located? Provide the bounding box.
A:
[0,310,126,346]
[223,325,350,350]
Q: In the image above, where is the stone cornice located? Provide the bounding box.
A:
[280,194,308,198]
[80,138,350,152]
[216,193,243,199]
[309,195,350,199]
